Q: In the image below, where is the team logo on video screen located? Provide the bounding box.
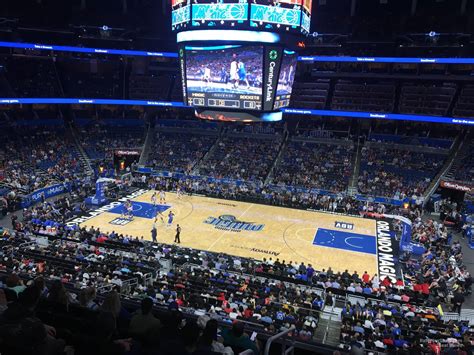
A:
[204,215,264,232]
[109,217,133,226]
[334,221,354,230]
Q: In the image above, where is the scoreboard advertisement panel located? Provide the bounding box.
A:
[262,46,283,111]
[185,45,264,110]
[172,0,312,33]
[250,0,304,33]
[172,0,191,31]
[191,0,249,28]
[301,0,312,33]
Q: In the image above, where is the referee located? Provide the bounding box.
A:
[174,224,181,244]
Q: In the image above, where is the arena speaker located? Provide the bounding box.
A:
[172,0,312,122]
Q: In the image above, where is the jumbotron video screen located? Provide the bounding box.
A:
[185,45,264,110]
[273,49,298,109]
[174,1,309,120]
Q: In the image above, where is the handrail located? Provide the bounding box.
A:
[263,325,296,355]
[96,283,115,294]
[423,130,465,205]
[138,122,153,166]
[322,312,332,345]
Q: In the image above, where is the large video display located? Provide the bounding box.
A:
[185,45,264,110]
[191,0,249,28]
[273,50,297,109]
[172,0,191,31]
[172,0,312,33]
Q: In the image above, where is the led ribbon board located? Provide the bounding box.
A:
[0,98,472,125]
[0,41,177,58]
[298,56,474,64]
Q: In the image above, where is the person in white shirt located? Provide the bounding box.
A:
[230,53,239,88]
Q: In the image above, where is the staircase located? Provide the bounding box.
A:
[51,57,66,98]
[423,130,468,202]
[264,132,289,185]
[347,138,363,196]
[313,310,342,347]
[68,124,94,176]
[191,130,224,174]
[324,78,336,110]
[447,83,463,117]
[138,123,154,166]
[443,130,471,181]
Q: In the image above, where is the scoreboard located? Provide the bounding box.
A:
[173,0,312,34]
[173,1,310,121]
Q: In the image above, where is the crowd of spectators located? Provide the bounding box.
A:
[0,127,84,195]
[357,145,447,199]
[77,125,144,161]
[0,172,471,353]
[196,136,282,183]
[147,132,217,173]
[272,141,354,193]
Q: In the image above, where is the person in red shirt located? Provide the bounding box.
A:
[362,271,370,284]
[382,276,392,288]
[395,278,404,288]
[243,306,254,318]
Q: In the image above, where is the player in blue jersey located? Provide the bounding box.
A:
[238,60,250,89]
[167,211,175,227]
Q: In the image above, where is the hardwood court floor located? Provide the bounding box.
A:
[80,191,378,274]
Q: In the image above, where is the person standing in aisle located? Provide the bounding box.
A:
[151,226,157,243]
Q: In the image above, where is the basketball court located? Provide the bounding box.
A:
[75,190,396,275]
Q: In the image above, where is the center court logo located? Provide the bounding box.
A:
[204,215,264,232]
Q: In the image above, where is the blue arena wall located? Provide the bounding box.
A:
[21,182,72,208]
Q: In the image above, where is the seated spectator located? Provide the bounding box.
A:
[129,297,162,339]
[221,321,259,354]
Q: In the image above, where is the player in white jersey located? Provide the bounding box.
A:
[230,53,239,88]
[176,186,183,199]
[156,210,165,223]
[286,64,294,90]
[125,200,134,220]
[159,190,166,204]
[151,192,157,206]
[202,67,211,86]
